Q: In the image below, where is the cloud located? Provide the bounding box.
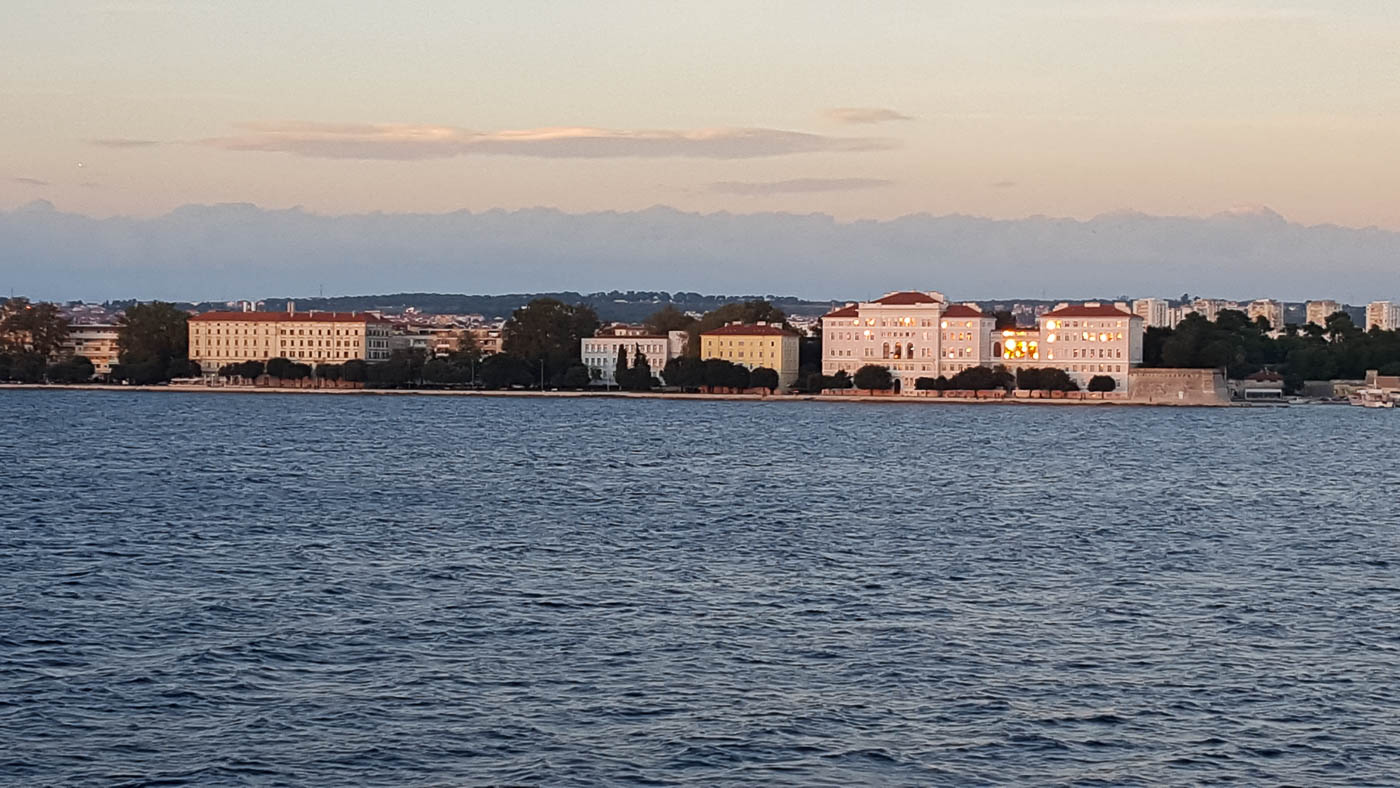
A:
[90,138,162,148]
[13,177,49,186]
[824,107,914,125]
[709,178,894,195]
[199,122,897,160]
[991,180,1017,189]
[1056,6,1321,25]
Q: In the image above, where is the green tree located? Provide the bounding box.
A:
[992,310,1017,330]
[614,345,629,385]
[117,302,190,381]
[1088,375,1117,392]
[750,366,779,392]
[341,359,368,383]
[265,356,294,379]
[561,363,592,388]
[620,346,653,390]
[643,304,696,334]
[0,298,69,358]
[853,364,893,391]
[478,353,533,389]
[662,356,706,389]
[45,355,94,383]
[914,376,939,391]
[503,298,600,380]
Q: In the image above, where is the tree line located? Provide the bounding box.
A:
[1143,309,1400,390]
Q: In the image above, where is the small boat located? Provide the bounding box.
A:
[1356,388,1395,409]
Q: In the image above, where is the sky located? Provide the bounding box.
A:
[3,0,1400,229]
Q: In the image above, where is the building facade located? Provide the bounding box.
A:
[699,322,800,391]
[1366,301,1400,331]
[61,324,121,375]
[821,292,1143,392]
[1306,300,1342,327]
[188,311,392,373]
[1247,299,1285,331]
[1132,298,1171,328]
[820,291,951,389]
[580,326,687,385]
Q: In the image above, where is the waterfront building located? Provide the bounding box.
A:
[1366,301,1400,331]
[700,322,800,391]
[821,292,1143,392]
[1132,298,1171,328]
[820,291,949,390]
[1247,299,1285,331]
[187,310,392,373]
[60,324,121,375]
[1306,300,1342,327]
[580,326,687,385]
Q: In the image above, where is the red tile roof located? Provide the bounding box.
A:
[871,291,942,305]
[941,304,985,318]
[701,323,797,337]
[822,305,859,318]
[1042,304,1136,319]
[190,311,391,324]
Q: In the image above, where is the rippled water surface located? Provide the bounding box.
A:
[3,390,1400,786]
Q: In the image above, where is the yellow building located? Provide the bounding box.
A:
[699,322,800,391]
[188,311,392,373]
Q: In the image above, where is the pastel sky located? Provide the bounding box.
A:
[3,0,1399,227]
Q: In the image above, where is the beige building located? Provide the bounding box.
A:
[700,322,800,391]
[1365,301,1400,331]
[61,324,121,375]
[188,311,392,372]
[466,326,504,356]
[1247,299,1285,331]
[1132,298,1171,328]
[1306,300,1342,327]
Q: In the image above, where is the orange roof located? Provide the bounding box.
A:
[823,305,859,318]
[1043,304,1136,319]
[941,304,985,318]
[871,291,942,305]
[701,323,797,337]
[190,311,391,324]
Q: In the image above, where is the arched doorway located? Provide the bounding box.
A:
[892,378,902,394]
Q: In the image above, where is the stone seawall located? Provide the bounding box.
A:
[1128,368,1230,405]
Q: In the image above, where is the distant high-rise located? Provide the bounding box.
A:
[1247,299,1284,331]
[1366,301,1400,331]
[1132,298,1170,328]
[1305,300,1342,327]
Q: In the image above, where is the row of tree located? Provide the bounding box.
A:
[1144,309,1400,390]
[838,363,1116,393]
[659,356,781,392]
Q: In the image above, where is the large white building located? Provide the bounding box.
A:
[822,291,1144,392]
[1366,301,1400,331]
[1132,298,1171,328]
[580,325,687,385]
